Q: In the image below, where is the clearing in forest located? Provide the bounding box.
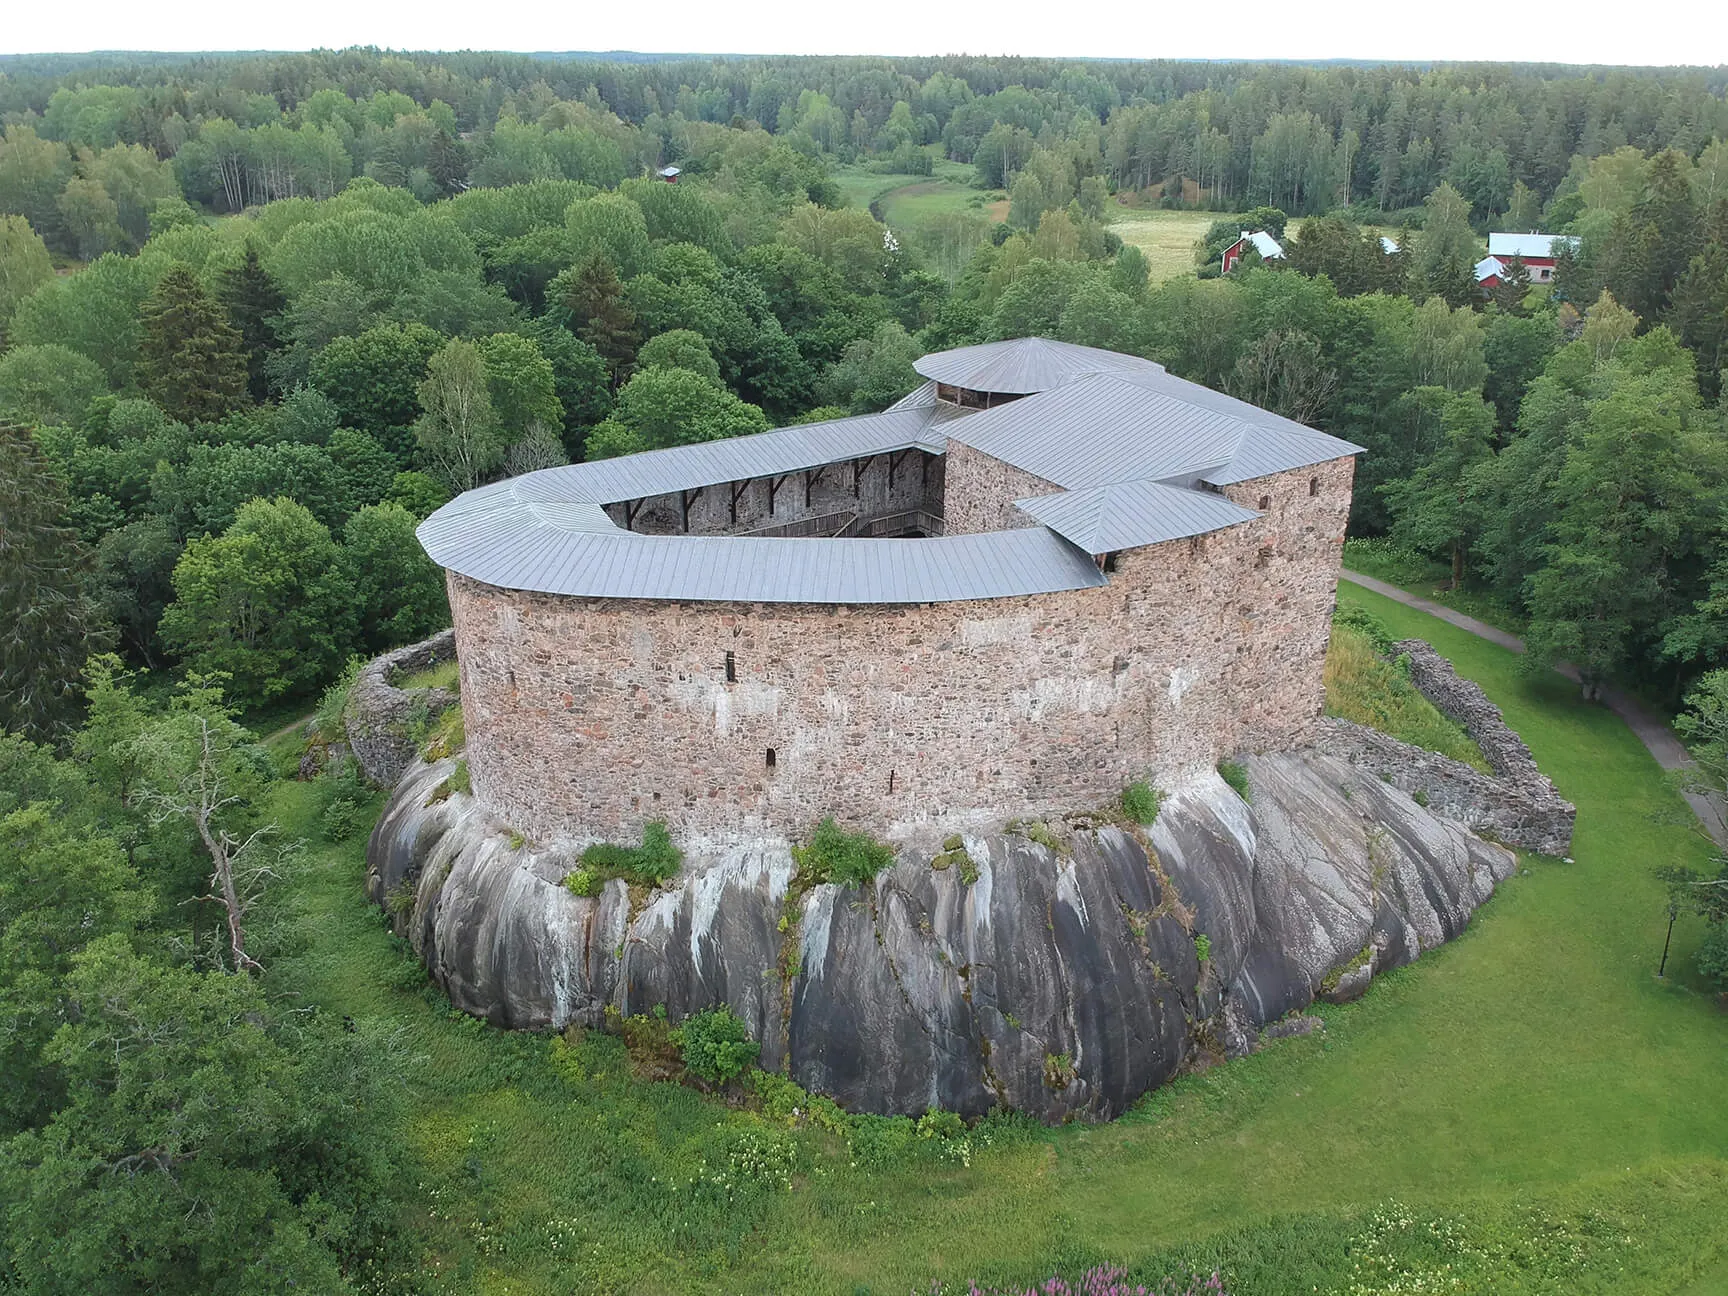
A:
[1106,208,1222,282]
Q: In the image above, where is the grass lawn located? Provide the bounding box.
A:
[830,155,1003,226]
[268,586,1728,1294]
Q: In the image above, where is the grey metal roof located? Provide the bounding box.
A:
[1474,255,1505,282]
[944,370,1363,491]
[514,407,947,507]
[1243,230,1285,259]
[1015,479,1260,553]
[1487,232,1577,259]
[419,338,1362,605]
[912,337,1165,395]
[422,505,1106,603]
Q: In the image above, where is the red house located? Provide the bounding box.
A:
[1476,232,1578,288]
[1221,229,1285,273]
[656,165,681,184]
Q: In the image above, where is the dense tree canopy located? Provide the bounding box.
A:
[1,42,1727,731]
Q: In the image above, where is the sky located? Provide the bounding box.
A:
[3,0,1726,67]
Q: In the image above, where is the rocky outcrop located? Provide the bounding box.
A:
[345,630,458,787]
[367,745,1515,1121]
[1313,718,1574,856]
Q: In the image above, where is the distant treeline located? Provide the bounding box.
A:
[3,51,1728,237]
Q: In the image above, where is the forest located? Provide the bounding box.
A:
[4,46,1728,1294]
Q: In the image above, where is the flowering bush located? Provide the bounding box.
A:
[940,1266,1228,1296]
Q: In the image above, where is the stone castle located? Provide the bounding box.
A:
[418,338,1363,844]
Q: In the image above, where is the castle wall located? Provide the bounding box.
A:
[446,457,1354,844]
[941,440,1062,535]
[615,449,944,536]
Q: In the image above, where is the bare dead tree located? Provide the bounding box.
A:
[141,710,278,975]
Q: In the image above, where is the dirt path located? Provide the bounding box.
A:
[1341,569,1728,846]
[264,714,311,745]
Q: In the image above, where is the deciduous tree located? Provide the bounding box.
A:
[159,497,355,705]
[342,501,452,652]
[413,338,507,491]
[0,214,53,345]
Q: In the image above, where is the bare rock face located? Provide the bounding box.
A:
[367,746,1514,1121]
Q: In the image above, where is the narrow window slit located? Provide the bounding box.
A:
[724,651,736,683]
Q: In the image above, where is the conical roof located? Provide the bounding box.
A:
[912,337,1165,395]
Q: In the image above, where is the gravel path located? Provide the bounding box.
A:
[1341,570,1726,846]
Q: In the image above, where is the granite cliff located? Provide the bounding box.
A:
[366,746,1515,1120]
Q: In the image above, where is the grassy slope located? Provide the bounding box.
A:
[1324,622,1489,769]
[268,584,1728,1294]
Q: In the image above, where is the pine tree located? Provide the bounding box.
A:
[427,131,469,198]
[1490,255,1532,316]
[217,245,287,403]
[556,254,641,385]
[0,421,111,742]
[137,265,250,425]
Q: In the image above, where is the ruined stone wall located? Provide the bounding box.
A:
[345,629,460,787]
[1312,718,1575,856]
[615,449,945,536]
[941,441,1062,535]
[447,457,1353,843]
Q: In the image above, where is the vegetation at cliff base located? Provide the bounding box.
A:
[793,815,897,886]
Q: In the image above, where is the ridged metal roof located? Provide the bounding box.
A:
[912,337,1165,395]
[418,338,1363,605]
[944,369,1364,490]
[424,506,1106,603]
[1015,479,1260,554]
[510,407,947,507]
[1487,232,1578,259]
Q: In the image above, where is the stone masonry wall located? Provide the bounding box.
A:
[1391,638,1575,852]
[447,456,1354,843]
[613,449,944,536]
[1312,717,1575,855]
[346,629,459,787]
[941,441,1062,535]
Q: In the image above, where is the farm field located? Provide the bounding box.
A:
[830,155,1005,227]
[1106,208,1222,282]
[266,587,1728,1295]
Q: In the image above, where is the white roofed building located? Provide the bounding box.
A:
[1480,232,1579,284]
[1222,230,1286,273]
